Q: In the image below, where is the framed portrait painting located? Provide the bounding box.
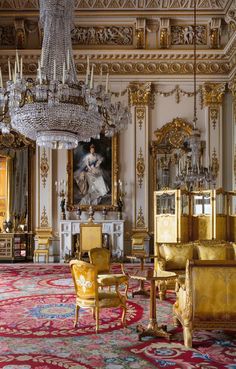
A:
[67,134,119,210]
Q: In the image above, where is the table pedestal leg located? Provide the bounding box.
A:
[136,279,171,341]
[132,258,149,297]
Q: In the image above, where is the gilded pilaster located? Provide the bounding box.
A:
[129,82,153,237]
[35,146,53,261]
[203,82,226,187]
[229,75,236,188]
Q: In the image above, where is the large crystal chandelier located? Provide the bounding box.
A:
[0,0,131,149]
[175,2,218,190]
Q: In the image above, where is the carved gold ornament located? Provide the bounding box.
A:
[136,108,145,130]
[40,206,49,228]
[136,148,145,188]
[0,130,34,150]
[136,206,145,228]
[211,148,219,178]
[153,117,193,149]
[129,82,153,107]
[40,148,49,188]
[135,28,145,49]
[154,85,203,107]
[203,83,226,107]
[210,107,219,129]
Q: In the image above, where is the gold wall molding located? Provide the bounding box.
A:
[211,148,220,179]
[203,83,226,107]
[129,82,153,107]
[40,206,49,228]
[229,75,236,119]
[136,148,145,188]
[136,107,145,130]
[136,206,145,229]
[40,148,49,188]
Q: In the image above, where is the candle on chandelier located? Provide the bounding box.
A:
[100,67,103,84]
[0,68,3,88]
[105,72,109,93]
[67,49,70,71]
[53,59,56,80]
[62,62,65,84]
[41,47,44,67]
[38,59,42,84]
[86,56,90,84]
[20,57,23,79]
[90,64,94,89]
[8,59,12,80]
[16,50,20,73]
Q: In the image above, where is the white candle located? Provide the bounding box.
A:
[14,61,17,81]
[8,59,12,80]
[53,59,56,80]
[20,56,23,78]
[16,50,20,73]
[62,62,65,84]
[67,49,70,71]
[41,47,44,67]
[100,67,103,84]
[105,72,109,93]
[90,64,94,89]
[0,68,3,88]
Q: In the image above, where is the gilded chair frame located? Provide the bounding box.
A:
[70,259,127,332]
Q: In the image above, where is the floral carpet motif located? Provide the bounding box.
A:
[0,264,235,369]
[0,294,142,338]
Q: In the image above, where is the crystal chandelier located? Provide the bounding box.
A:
[175,2,218,190]
[0,0,131,149]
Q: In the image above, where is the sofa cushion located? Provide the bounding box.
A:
[161,244,193,270]
[197,244,227,260]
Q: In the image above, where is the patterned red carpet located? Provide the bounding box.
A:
[0,263,235,369]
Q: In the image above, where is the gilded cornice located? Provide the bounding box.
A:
[0,0,230,11]
[129,82,153,107]
[203,83,226,106]
[0,53,232,77]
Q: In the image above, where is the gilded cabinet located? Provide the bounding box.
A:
[154,190,189,244]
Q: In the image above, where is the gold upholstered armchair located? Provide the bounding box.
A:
[173,260,236,348]
[70,259,126,332]
[89,247,129,297]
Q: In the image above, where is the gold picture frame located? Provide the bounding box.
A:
[67,134,119,210]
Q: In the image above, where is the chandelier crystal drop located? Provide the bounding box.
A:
[0,0,131,149]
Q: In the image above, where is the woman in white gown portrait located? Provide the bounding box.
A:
[74,144,109,205]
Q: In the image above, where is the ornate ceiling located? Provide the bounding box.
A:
[0,0,235,81]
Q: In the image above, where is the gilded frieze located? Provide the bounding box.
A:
[136,148,145,188]
[171,25,207,45]
[40,148,49,188]
[71,26,133,46]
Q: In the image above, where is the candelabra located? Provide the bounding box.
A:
[116,179,127,220]
[55,180,67,220]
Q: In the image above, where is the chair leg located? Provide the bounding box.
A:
[95,307,99,333]
[74,305,79,327]
[183,323,192,348]
[124,282,129,299]
[121,304,127,327]
[173,315,181,327]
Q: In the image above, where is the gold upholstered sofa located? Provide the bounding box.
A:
[173,259,236,347]
[154,241,236,299]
